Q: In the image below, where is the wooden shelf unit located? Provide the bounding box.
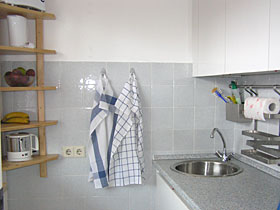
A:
[0,86,56,92]
[0,4,57,177]
[1,120,58,132]
[2,155,59,171]
[0,45,56,55]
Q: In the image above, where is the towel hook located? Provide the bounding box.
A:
[130,68,136,78]
[273,86,280,96]
[245,87,254,97]
[130,68,135,75]
[249,87,258,96]
[100,68,107,78]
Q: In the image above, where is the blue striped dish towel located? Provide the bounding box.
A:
[108,73,144,187]
[88,76,118,189]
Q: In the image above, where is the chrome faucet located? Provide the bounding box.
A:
[210,128,233,162]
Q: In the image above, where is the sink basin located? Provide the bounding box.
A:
[170,160,243,177]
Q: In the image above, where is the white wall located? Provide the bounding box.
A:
[0,0,192,62]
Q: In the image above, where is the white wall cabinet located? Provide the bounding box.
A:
[193,0,226,77]
[193,0,273,77]
[269,0,280,70]
[225,0,270,74]
[155,173,190,210]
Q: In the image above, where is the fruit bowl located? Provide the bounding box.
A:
[4,74,35,87]
[4,68,35,87]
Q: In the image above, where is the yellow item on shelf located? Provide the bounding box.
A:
[2,117,30,124]
[2,112,30,124]
[2,112,29,121]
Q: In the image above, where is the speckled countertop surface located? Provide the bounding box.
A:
[153,154,280,210]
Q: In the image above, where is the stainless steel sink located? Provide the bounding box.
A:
[171,160,243,177]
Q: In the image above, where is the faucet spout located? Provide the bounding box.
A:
[210,128,232,162]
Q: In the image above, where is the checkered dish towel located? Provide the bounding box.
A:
[108,73,144,187]
[88,76,118,189]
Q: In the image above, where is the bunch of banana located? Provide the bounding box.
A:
[1,112,30,124]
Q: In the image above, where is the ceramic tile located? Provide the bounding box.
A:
[129,184,153,210]
[60,62,86,87]
[29,199,64,210]
[174,85,194,107]
[195,107,215,129]
[14,91,37,109]
[194,77,215,107]
[142,108,151,131]
[151,85,173,107]
[151,108,173,130]
[174,63,193,85]
[83,86,96,109]
[130,62,151,86]
[84,196,129,210]
[60,85,83,108]
[63,197,85,210]
[139,85,151,108]
[107,62,130,89]
[45,88,63,109]
[215,101,235,129]
[28,176,64,199]
[2,92,14,114]
[152,129,173,152]
[151,63,173,85]
[63,176,88,197]
[174,130,194,153]
[45,62,63,86]
[174,107,194,130]
[194,129,215,153]
[59,158,89,176]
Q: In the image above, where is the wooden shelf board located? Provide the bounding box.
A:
[2,154,59,171]
[0,86,57,92]
[0,46,56,55]
[1,120,58,132]
[0,3,55,20]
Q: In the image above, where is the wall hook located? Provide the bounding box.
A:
[100,68,107,78]
[130,68,136,75]
[245,87,254,96]
[273,86,280,96]
[249,87,258,96]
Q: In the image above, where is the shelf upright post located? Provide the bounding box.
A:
[36,18,47,177]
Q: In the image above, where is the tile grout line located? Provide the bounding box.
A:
[172,63,175,152]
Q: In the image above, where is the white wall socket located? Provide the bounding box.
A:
[62,146,86,158]
[62,146,74,157]
[74,146,86,157]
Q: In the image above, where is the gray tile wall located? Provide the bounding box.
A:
[3,61,278,210]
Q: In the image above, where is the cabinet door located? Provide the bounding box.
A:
[193,0,226,77]
[155,173,190,210]
[225,0,270,74]
[269,0,280,70]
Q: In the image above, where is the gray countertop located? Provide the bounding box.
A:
[153,154,280,210]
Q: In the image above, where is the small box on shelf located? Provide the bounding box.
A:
[226,103,251,123]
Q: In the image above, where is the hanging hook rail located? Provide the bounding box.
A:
[230,84,280,89]
[229,84,280,96]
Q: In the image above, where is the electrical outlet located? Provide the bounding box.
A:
[62,146,74,157]
[73,146,86,157]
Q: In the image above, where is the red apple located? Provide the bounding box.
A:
[26,69,35,77]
